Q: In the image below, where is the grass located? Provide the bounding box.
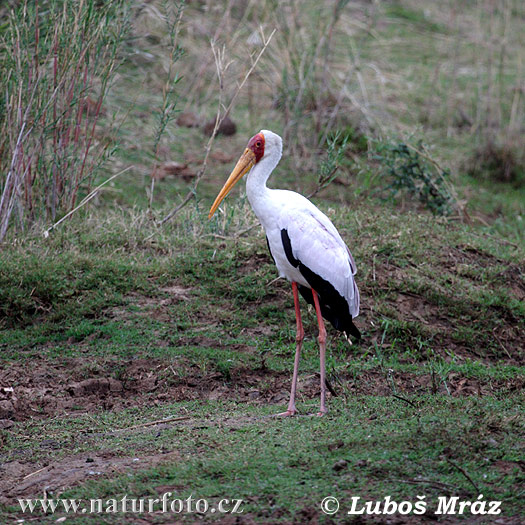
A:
[0,201,523,522]
[1,397,523,522]
[0,0,524,523]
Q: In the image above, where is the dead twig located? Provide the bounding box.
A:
[23,466,48,480]
[443,456,481,494]
[388,478,463,493]
[324,376,338,397]
[392,393,417,408]
[113,415,191,433]
[493,329,512,359]
[43,166,132,237]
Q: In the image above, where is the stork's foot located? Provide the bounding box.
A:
[275,409,296,417]
[317,409,328,417]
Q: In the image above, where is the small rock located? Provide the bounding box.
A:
[67,377,123,397]
[108,378,123,393]
[0,400,16,419]
[333,459,348,472]
[159,161,187,175]
[153,161,189,180]
[210,150,235,164]
[178,167,197,182]
[40,439,60,449]
[0,387,14,397]
[327,440,345,451]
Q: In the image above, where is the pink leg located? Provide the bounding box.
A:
[311,288,327,416]
[277,282,304,417]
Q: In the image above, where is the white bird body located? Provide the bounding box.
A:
[209,129,361,416]
[248,187,360,319]
[244,130,360,328]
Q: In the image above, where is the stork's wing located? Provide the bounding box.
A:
[278,205,359,318]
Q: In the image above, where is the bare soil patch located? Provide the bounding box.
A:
[0,356,296,422]
[367,254,524,363]
[0,450,179,504]
[0,355,521,424]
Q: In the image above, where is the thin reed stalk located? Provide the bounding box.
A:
[158,28,276,227]
[0,0,129,241]
[148,1,185,209]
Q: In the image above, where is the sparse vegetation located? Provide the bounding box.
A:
[467,138,525,187]
[0,0,523,523]
[372,138,460,217]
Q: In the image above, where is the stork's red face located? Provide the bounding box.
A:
[208,132,266,219]
[247,133,265,163]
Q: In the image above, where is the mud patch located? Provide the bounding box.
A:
[0,450,179,504]
[0,356,296,422]
[237,252,274,275]
[327,368,523,398]
[0,356,521,423]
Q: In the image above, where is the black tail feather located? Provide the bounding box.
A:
[345,318,362,341]
[297,285,361,342]
[279,228,361,342]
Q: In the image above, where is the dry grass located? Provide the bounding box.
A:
[123,0,523,189]
[1,0,523,239]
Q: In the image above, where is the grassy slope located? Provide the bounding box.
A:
[1,202,523,523]
[1,0,524,523]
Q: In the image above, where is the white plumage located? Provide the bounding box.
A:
[260,191,360,318]
[244,130,359,322]
[209,130,361,416]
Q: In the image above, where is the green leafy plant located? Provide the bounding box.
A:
[307,130,350,197]
[373,138,460,217]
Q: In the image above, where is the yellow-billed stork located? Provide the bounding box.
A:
[209,130,360,416]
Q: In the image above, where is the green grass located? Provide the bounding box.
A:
[0,0,524,523]
[1,200,523,522]
[386,2,449,34]
[1,397,523,522]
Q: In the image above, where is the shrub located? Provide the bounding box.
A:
[373,138,459,217]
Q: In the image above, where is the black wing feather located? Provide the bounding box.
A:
[280,229,361,341]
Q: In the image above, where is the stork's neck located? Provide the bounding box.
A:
[245,149,281,222]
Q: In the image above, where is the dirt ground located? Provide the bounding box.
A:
[1,354,522,424]
[1,349,522,506]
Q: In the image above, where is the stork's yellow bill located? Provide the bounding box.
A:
[208,133,265,219]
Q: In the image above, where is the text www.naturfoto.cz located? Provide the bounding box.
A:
[18,493,244,515]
